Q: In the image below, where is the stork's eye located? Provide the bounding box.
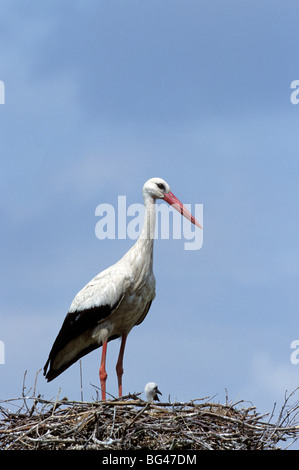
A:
[156,183,166,191]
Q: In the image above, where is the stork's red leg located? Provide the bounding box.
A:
[99,340,108,401]
[116,334,127,398]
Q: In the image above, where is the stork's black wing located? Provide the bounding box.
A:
[43,303,119,382]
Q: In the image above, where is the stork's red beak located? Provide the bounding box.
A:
[163,191,202,229]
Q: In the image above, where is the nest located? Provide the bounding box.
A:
[1,385,299,451]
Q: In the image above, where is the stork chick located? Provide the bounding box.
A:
[144,382,162,403]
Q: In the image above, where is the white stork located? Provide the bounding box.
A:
[43,177,202,400]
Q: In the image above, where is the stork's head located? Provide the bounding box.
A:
[143,177,202,229]
[144,382,162,403]
[143,177,170,200]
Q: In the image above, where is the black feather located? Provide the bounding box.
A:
[43,304,117,382]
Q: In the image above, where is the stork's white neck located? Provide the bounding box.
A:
[129,195,156,276]
[122,194,156,279]
[140,196,156,242]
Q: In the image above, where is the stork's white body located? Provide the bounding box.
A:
[69,196,156,324]
[44,177,201,400]
[68,246,155,353]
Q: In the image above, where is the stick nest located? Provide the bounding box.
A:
[1,387,299,450]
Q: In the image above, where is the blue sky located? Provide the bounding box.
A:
[1,1,299,442]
